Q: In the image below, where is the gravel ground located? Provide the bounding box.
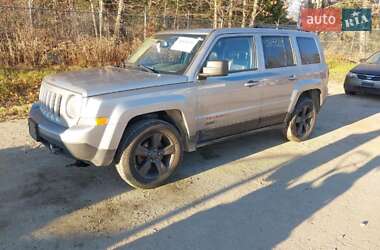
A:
[0,84,379,250]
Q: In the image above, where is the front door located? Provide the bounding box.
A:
[196,35,263,142]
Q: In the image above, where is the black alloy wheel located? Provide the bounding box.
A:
[293,105,314,138]
[115,119,183,189]
[133,132,176,180]
[284,97,317,142]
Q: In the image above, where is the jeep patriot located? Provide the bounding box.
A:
[29,28,328,188]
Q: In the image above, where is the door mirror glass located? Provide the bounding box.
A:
[199,60,229,79]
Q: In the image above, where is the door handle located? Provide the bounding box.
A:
[244,80,259,87]
[288,74,297,81]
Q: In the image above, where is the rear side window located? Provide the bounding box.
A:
[262,36,294,69]
[296,37,321,65]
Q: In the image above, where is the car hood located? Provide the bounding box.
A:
[351,63,380,76]
[44,66,188,97]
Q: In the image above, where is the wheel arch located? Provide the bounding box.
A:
[285,88,322,123]
[115,109,193,155]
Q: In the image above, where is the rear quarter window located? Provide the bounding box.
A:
[296,37,321,65]
[262,36,295,69]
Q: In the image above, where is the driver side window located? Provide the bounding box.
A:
[206,36,256,73]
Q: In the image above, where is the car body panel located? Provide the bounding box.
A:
[350,64,380,76]
[196,71,263,141]
[45,66,188,97]
[94,83,197,152]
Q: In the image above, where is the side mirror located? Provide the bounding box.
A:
[359,58,367,63]
[198,60,229,80]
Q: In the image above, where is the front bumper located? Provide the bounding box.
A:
[344,76,380,95]
[28,104,115,166]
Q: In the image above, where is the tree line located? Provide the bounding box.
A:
[19,0,290,37]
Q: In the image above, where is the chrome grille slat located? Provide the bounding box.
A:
[41,86,47,106]
[38,85,44,101]
[39,85,63,121]
[357,74,380,81]
[50,93,56,112]
[45,91,51,109]
[54,95,62,117]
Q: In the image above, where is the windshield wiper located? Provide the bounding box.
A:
[137,64,159,74]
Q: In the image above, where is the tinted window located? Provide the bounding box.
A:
[296,37,321,65]
[207,37,255,72]
[262,36,294,69]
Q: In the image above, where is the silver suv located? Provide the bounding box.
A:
[29,28,328,189]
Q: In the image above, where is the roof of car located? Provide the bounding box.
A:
[157,27,313,36]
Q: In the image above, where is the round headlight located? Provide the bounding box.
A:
[66,95,82,119]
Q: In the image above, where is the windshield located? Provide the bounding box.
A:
[367,52,380,64]
[127,34,205,74]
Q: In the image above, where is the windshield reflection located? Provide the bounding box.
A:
[367,52,380,64]
[127,34,205,74]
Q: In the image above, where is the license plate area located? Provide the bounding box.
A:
[28,118,40,141]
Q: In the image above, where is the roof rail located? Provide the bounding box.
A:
[252,24,301,31]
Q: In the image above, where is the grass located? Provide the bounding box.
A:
[0,104,31,122]
[326,56,357,84]
[0,68,57,107]
[0,66,81,122]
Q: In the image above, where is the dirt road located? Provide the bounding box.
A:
[1,84,379,250]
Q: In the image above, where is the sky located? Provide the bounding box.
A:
[287,0,303,21]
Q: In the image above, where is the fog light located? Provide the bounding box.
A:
[95,117,109,126]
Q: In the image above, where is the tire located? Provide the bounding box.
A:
[283,97,317,142]
[344,88,356,95]
[115,119,183,189]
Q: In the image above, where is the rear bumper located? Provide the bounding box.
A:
[28,103,115,166]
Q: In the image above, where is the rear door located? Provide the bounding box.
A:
[294,35,326,90]
[196,35,263,142]
[257,35,298,127]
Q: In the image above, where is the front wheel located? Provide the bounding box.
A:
[115,119,183,189]
[284,97,317,142]
[344,88,356,95]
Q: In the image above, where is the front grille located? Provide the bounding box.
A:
[357,74,380,81]
[39,84,63,121]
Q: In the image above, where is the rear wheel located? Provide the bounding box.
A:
[115,119,183,189]
[284,97,317,142]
